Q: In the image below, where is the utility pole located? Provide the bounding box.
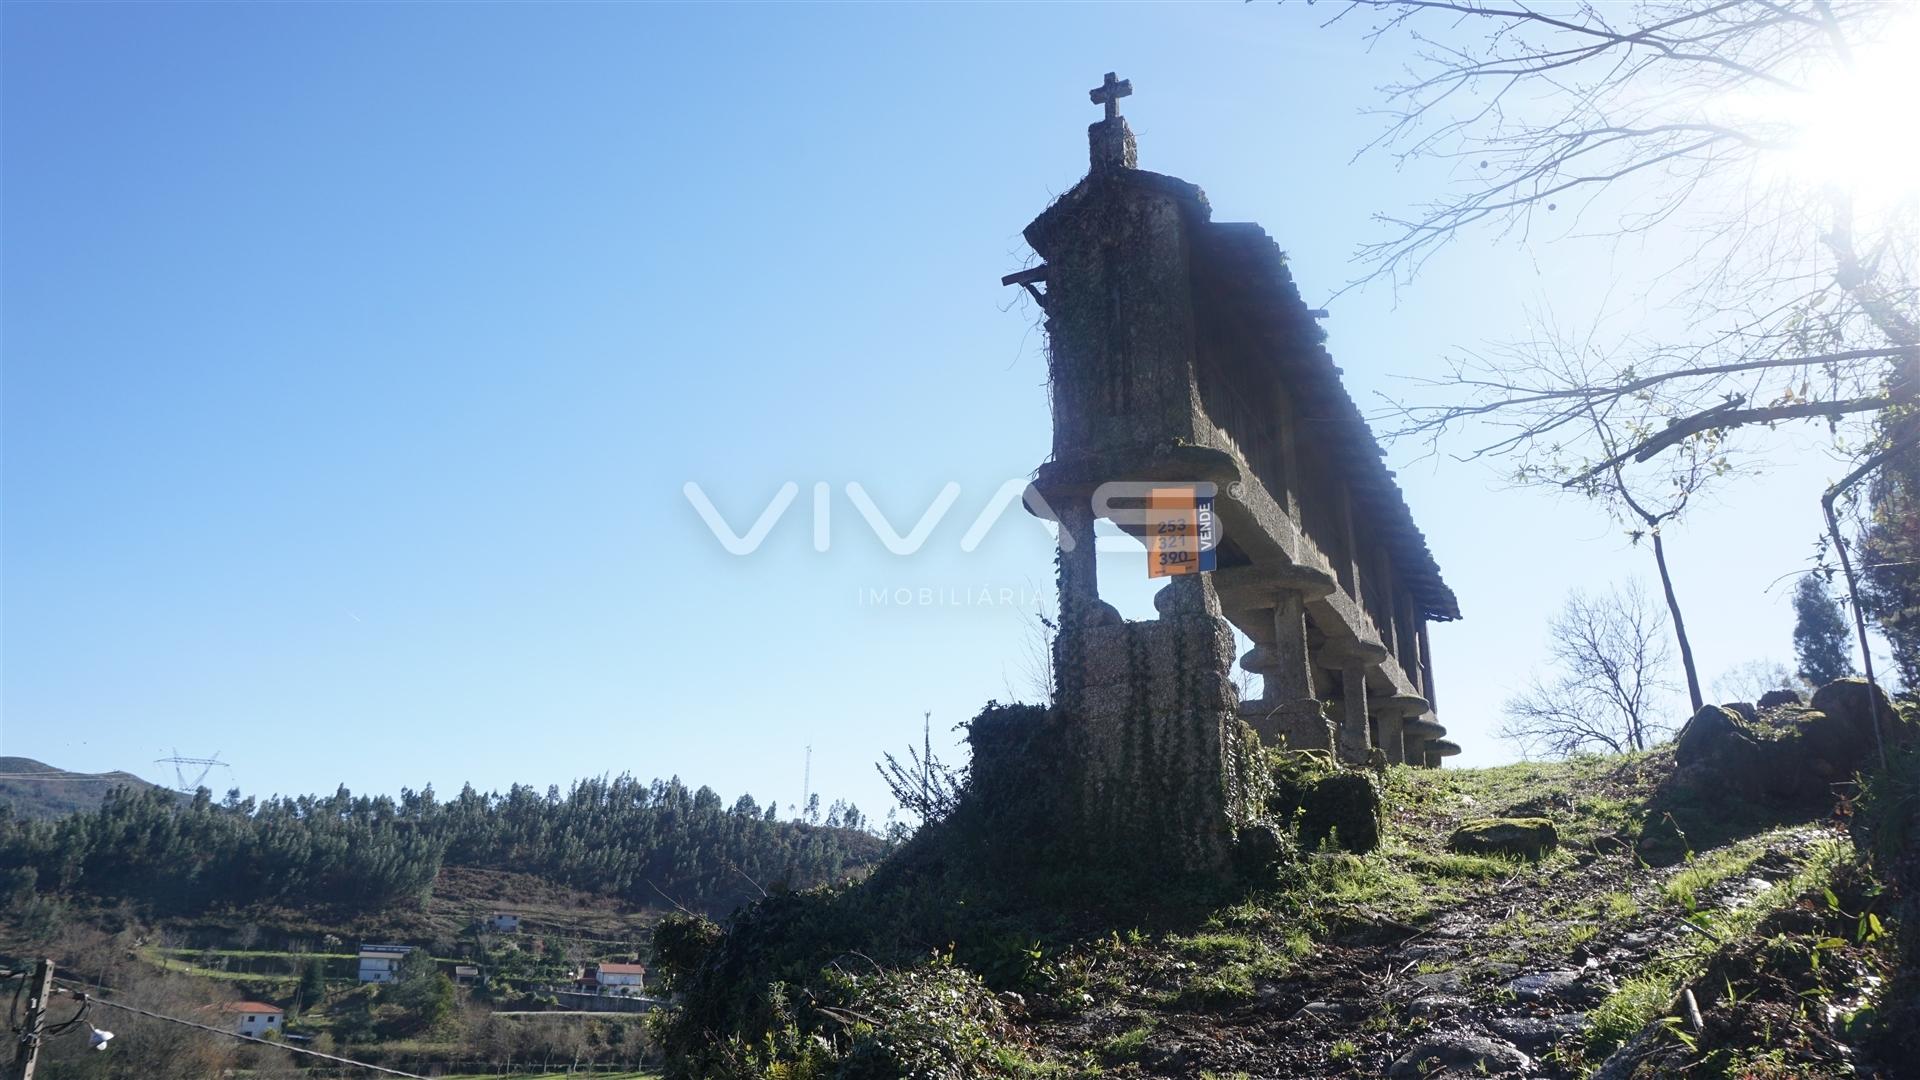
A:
[9,959,53,1080]
[800,744,812,822]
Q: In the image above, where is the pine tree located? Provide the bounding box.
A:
[1793,574,1856,689]
[296,959,328,1015]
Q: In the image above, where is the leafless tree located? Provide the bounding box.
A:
[1501,582,1679,757]
[1498,322,1719,711]
[1711,657,1799,702]
[1315,1,1917,498]
[1005,589,1057,706]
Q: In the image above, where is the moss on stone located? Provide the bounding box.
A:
[1299,772,1383,854]
[1447,816,1557,860]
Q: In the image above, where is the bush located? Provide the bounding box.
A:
[1857,743,1920,974]
[652,911,724,990]
[825,955,1016,1080]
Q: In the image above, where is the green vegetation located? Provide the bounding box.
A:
[1098,1019,1154,1063]
[325,948,458,1042]
[0,773,883,917]
[1447,816,1557,859]
[12,700,1914,1079]
[1587,839,1854,1054]
[437,1074,659,1080]
[631,706,1920,1079]
[1660,837,1771,911]
[644,709,1573,1079]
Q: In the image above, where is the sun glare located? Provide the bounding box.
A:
[1770,8,1920,211]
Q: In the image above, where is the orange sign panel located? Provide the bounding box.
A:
[1147,486,1217,578]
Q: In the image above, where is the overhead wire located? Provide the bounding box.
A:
[46,980,427,1079]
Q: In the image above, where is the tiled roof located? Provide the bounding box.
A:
[1025,171,1460,622]
[1195,221,1461,621]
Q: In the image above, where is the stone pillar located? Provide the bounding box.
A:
[1373,548,1397,659]
[1371,704,1405,765]
[1323,639,1387,765]
[1417,621,1437,711]
[1338,661,1373,764]
[1240,640,1278,697]
[1403,714,1446,769]
[1228,567,1339,753]
[1337,485,1363,602]
[1270,589,1335,753]
[1369,694,1429,765]
[1268,591,1313,702]
[1055,499,1099,629]
[1277,391,1302,521]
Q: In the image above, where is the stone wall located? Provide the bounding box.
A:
[1055,574,1265,872]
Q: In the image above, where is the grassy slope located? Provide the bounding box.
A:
[1013,752,1886,1078]
[671,749,1897,1079]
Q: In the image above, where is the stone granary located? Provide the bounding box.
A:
[1009,75,1461,865]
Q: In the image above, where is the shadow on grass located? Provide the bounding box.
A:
[1633,771,1839,867]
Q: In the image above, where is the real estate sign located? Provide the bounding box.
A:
[1147,485,1217,578]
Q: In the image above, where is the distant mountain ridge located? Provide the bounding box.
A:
[0,756,167,819]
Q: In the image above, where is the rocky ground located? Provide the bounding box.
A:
[1013,753,1888,1078]
[651,688,1913,1080]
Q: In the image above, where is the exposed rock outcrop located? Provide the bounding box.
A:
[1757,687,1804,709]
[1673,678,1911,802]
[1388,1032,1531,1077]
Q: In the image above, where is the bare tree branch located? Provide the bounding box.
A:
[1319,0,1916,488]
[1501,581,1679,757]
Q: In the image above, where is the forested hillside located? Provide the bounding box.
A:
[0,774,885,919]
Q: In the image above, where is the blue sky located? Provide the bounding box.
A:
[2,3,1854,820]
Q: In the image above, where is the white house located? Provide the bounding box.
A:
[486,913,521,932]
[221,1001,284,1035]
[357,945,414,984]
[591,962,646,994]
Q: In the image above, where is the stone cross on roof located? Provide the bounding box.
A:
[1085,71,1138,173]
[1089,72,1132,120]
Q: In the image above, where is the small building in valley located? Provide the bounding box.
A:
[357,944,414,984]
[486,912,521,932]
[220,1001,284,1035]
[589,962,645,994]
[454,964,480,986]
